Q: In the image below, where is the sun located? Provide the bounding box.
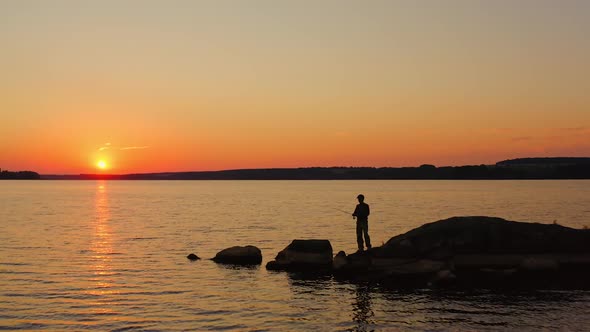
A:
[97,160,107,170]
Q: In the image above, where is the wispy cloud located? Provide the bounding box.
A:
[120,146,149,150]
[98,143,111,151]
[97,143,149,151]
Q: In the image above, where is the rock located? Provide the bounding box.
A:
[520,257,559,271]
[333,216,590,288]
[265,260,282,270]
[266,239,333,271]
[212,245,262,265]
[342,250,372,270]
[479,268,517,277]
[428,269,456,287]
[454,254,525,269]
[383,216,590,258]
[436,269,456,280]
[187,253,200,261]
[371,257,416,268]
[333,251,348,270]
[264,217,590,288]
[383,259,446,275]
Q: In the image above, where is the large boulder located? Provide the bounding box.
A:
[212,245,262,265]
[266,239,333,271]
[334,216,590,288]
[381,216,590,257]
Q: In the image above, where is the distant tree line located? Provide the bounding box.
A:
[19,157,590,180]
[60,163,590,180]
[0,169,41,179]
[497,157,590,166]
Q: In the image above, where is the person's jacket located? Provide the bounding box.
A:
[353,203,370,221]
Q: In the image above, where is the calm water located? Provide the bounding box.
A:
[1,180,589,331]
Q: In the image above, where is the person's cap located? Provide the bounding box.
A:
[357,194,364,199]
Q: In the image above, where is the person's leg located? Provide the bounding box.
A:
[356,221,364,250]
[363,221,371,249]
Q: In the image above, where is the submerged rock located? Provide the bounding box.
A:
[187,253,200,261]
[212,245,262,265]
[266,239,333,271]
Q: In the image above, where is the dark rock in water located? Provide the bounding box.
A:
[332,251,348,270]
[334,216,590,289]
[382,216,589,257]
[266,239,333,271]
[340,250,372,271]
[187,253,200,261]
[212,245,262,265]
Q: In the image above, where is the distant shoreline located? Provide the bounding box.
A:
[43,157,590,180]
[4,157,590,180]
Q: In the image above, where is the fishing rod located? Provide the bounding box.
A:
[333,208,352,215]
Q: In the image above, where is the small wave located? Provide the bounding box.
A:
[2,293,28,297]
[86,271,123,277]
[2,278,57,285]
[95,297,143,304]
[201,323,248,330]
[430,308,508,316]
[88,252,124,258]
[126,237,161,241]
[111,325,153,332]
[0,262,31,266]
[0,322,48,330]
[117,290,189,296]
[0,246,52,250]
[473,321,509,326]
[38,293,101,300]
[90,311,119,316]
[110,268,143,273]
[192,309,234,316]
[0,271,35,275]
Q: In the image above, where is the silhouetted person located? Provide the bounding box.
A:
[352,194,371,251]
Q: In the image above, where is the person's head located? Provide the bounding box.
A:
[357,194,365,202]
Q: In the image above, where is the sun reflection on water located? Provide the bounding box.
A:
[87,181,119,301]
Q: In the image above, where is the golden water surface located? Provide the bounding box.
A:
[1,180,589,331]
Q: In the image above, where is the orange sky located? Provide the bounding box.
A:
[1,1,589,174]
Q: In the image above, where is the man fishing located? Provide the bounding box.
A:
[352,194,371,252]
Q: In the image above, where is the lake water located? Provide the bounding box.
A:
[1,180,589,331]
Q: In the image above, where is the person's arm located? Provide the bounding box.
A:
[367,204,370,217]
[352,205,358,218]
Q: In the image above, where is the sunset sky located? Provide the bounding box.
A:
[1,1,589,174]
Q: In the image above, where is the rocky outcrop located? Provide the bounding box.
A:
[260,217,589,288]
[333,217,590,288]
[212,245,262,265]
[381,216,589,257]
[266,239,333,271]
